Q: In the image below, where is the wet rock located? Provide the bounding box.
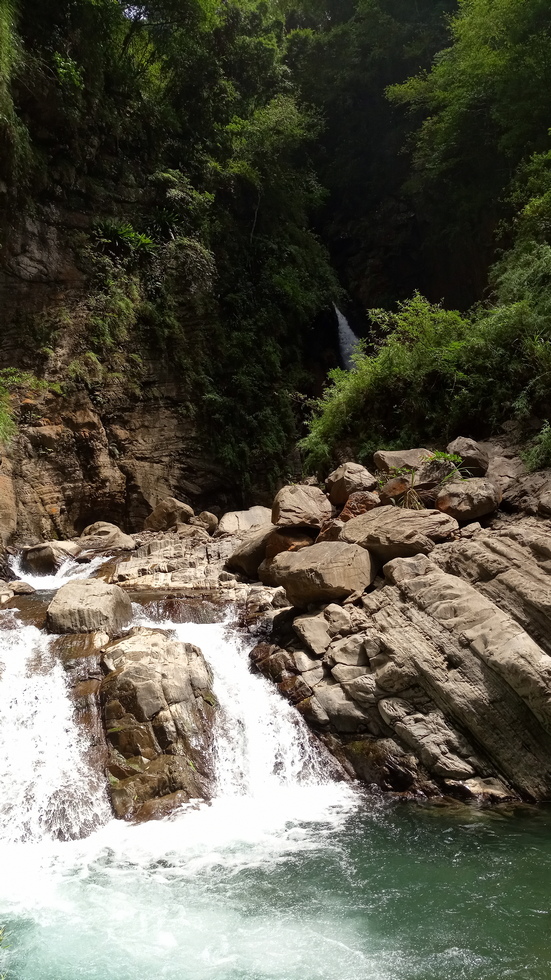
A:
[9,580,35,594]
[340,506,458,560]
[21,540,82,575]
[267,541,377,607]
[446,437,489,476]
[47,579,133,635]
[325,463,377,506]
[144,498,194,532]
[435,478,501,522]
[101,627,216,821]
[271,485,331,529]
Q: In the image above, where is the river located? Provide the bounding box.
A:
[0,572,550,980]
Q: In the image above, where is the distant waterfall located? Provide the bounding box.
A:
[335,305,360,370]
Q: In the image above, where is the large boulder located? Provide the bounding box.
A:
[446,437,489,476]
[373,448,432,473]
[21,540,82,575]
[217,506,272,536]
[266,541,377,607]
[339,505,458,560]
[80,521,135,551]
[435,478,501,522]
[101,627,215,821]
[47,579,133,634]
[226,523,274,579]
[325,463,377,506]
[272,485,331,529]
[144,498,194,532]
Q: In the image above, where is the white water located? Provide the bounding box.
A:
[9,553,110,590]
[0,601,359,980]
[335,305,360,370]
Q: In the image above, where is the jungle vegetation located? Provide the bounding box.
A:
[1,0,551,480]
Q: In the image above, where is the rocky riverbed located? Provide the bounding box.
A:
[2,430,551,818]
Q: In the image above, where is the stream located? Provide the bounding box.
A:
[0,566,550,979]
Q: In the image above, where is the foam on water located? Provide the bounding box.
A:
[0,605,361,980]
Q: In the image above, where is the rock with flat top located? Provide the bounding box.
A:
[101,627,215,820]
[373,448,432,473]
[47,579,132,635]
[216,506,272,536]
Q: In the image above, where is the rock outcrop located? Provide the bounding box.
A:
[100,627,216,820]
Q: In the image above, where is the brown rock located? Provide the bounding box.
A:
[21,540,82,575]
[317,519,345,542]
[340,506,458,560]
[267,540,377,607]
[373,448,432,473]
[435,478,502,522]
[265,528,315,561]
[325,462,377,506]
[226,523,275,579]
[144,498,194,532]
[272,484,331,529]
[340,491,381,520]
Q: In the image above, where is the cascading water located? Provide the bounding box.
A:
[8,553,110,591]
[335,305,360,370]
[2,588,551,979]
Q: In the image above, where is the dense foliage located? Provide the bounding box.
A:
[2,0,551,483]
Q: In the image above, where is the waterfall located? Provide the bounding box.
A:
[0,616,111,843]
[335,305,360,370]
[9,553,110,591]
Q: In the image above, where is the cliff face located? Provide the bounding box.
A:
[0,211,235,545]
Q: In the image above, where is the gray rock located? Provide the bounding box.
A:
[446,437,489,476]
[80,521,136,551]
[47,579,133,635]
[293,610,332,655]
